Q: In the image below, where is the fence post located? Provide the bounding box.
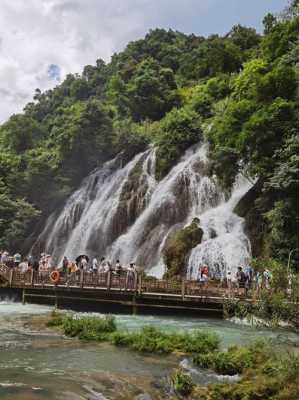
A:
[107,271,111,291]
[181,278,186,300]
[138,273,142,295]
[30,269,34,286]
[125,272,129,291]
[80,270,84,288]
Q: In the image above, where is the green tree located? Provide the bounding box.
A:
[127,58,179,121]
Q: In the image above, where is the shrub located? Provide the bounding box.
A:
[194,346,253,376]
[171,368,194,396]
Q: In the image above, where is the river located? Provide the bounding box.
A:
[0,301,298,400]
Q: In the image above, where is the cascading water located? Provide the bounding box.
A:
[32,143,252,278]
[187,177,252,280]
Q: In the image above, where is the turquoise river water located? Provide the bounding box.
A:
[0,301,298,400]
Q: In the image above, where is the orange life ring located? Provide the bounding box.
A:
[50,270,60,284]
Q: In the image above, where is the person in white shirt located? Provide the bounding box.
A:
[99,257,107,273]
[81,257,88,271]
[19,260,28,274]
[92,257,98,273]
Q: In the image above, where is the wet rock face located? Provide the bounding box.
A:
[234,180,264,258]
[110,154,150,239]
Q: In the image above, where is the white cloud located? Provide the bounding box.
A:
[0,0,286,122]
[0,0,150,121]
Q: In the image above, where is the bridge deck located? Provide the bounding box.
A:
[0,265,246,315]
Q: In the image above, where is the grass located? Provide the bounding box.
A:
[47,311,219,354]
[110,326,220,354]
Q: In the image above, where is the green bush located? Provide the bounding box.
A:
[194,346,253,376]
[171,368,194,396]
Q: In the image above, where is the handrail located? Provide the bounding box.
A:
[1,264,297,302]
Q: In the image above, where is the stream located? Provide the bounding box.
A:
[0,301,298,400]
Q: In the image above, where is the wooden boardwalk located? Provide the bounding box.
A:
[0,264,237,316]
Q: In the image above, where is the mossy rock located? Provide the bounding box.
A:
[163,218,203,279]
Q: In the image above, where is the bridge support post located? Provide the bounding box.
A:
[30,270,34,286]
[138,274,142,295]
[9,269,13,287]
[54,290,58,309]
[80,270,84,288]
[132,294,137,315]
[107,271,111,291]
[181,279,186,300]
[22,288,26,305]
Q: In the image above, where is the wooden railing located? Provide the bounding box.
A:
[0,264,228,298]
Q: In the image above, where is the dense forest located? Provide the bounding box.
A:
[0,1,299,270]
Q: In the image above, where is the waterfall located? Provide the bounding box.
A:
[187,177,252,280]
[32,143,252,278]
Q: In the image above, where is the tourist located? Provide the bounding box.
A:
[263,269,272,290]
[1,251,9,265]
[13,252,21,268]
[19,259,29,274]
[92,257,98,273]
[127,262,136,289]
[244,264,254,290]
[226,268,232,297]
[81,256,88,271]
[7,256,15,269]
[198,265,209,289]
[28,255,34,269]
[99,257,107,273]
[62,256,69,276]
[67,261,77,286]
[46,255,52,271]
[115,259,122,276]
[39,256,49,283]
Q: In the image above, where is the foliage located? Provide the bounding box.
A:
[171,369,194,396]
[50,314,117,341]
[163,219,203,278]
[155,107,202,179]
[223,257,299,327]
[47,313,219,354]
[194,346,253,375]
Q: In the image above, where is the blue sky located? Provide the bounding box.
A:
[0,0,288,121]
[151,0,286,35]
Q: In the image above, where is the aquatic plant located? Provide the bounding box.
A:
[111,326,220,354]
[47,313,219,354]
[193,346,253,375]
